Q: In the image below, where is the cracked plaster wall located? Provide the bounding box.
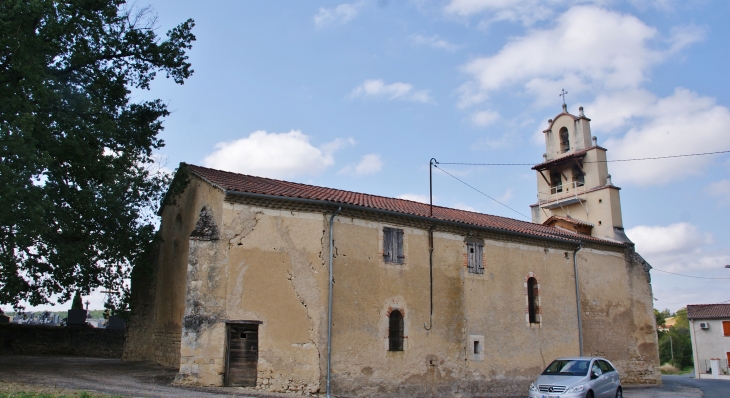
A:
[133,176,660,396]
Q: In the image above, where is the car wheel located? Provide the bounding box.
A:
[615,387,623,398]
[585,391,594,398]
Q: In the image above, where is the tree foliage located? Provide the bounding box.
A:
[658,326,693,368]
[0,0,195,310]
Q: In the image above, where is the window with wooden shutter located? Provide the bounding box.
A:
[723,321,730,336]
[467,242,484,274]
[383,227,404,264]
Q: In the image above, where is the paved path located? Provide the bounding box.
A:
[624,375,730,398]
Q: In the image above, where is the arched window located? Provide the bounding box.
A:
[527,277,540,324]
[388,310,404,351]
[559,127,570,152]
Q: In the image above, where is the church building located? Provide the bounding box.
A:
[124,105,660,397]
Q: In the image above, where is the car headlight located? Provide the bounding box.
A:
[529,383,538,391]
[566,384,585,393]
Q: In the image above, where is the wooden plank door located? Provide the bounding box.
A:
[225,324,258,387]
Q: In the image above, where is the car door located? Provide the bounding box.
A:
[590,360,610,398]
[598,360,619,397]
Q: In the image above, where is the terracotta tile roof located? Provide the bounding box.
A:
[531,147,610,171]
[185,164,624,246]
[687,304,730,320]
[543,215,594,228]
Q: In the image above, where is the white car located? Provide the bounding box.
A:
[528,357,622,398]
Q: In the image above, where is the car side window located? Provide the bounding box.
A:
[591,362,602,376]
[599,360,614,372]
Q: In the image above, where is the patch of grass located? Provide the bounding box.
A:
[659,363,694,375]
[0,384,116,398]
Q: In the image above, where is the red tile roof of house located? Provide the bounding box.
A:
[185,164,625,246]
[687,304,730,320]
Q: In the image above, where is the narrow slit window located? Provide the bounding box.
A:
[389,311,404,351]
[527,277,540,324]
[467,242,484,274]
[473,341,480,354]
[383,227,404,264]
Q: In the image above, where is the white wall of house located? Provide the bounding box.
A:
[690,318,730,379]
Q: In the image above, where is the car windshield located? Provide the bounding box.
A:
[542,360,590,376]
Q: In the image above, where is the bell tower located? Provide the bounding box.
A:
[529,104,632,243]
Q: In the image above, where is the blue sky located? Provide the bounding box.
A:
[13,0,730,314]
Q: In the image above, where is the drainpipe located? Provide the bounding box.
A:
[423,224,435,331]
[326,206,341,398]
[573,245,584,356]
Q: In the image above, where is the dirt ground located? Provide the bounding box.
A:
[0,356,712,398]
[0,356,295,398]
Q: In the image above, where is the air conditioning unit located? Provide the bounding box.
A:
[699,322,710,330]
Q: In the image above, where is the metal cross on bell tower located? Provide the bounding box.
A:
[559,88,568,112]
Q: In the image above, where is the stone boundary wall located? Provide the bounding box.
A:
[0,324,125,358]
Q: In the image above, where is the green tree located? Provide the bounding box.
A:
[674,308,689,329]
[0,0,195,311]
[659,326,693,368]
[654,308,667,338]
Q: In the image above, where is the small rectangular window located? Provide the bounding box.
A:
[723,321,730,336]
[383,227,404,264]
[467,242,484,274]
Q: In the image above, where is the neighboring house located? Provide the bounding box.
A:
[688,304,730,379]
[123,105,660,397]
[658,316,676,332]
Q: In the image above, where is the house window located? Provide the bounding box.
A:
[389,310,404,351]
[723,321,730,336]
[550,171,563,194]
[527,277,540,324]
[383,227,404,264]
[559,127,570,152]
[467,241,484,274]
[572,166,585,187]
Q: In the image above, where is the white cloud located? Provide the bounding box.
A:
[408,34,461,51]
[453,202,477,212]
[457,6,695,108]
[314,2,363,29]
[350,79,433,103]
[339,153,384,176]
[707,180,730,206]
[627,222,710,257]
[497,188,513,202]
[397,193,429,203]
[203,130,351,179]
[470,109,500,126]
[594,88,730,185]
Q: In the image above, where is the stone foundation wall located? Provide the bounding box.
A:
[615,358,661,385]
[153,329,182,368]
[0,324,124,358]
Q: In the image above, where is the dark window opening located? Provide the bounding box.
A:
[467,242,484,274]
[383,227,404,264]
[560,127,570,152]
[572,166,585,187]
[550,171,563,194]
[473,341,480,354]
[389,311,404,351]
[527,277,540,324]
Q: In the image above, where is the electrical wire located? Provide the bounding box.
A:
[432,164,532,221]
[439,149,730,167]
[650,268,730,280]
